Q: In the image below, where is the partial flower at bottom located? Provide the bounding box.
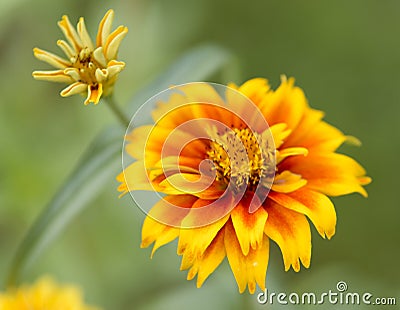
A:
[118,78,371,294]
[32,9,127,105]
[0,276,100,310]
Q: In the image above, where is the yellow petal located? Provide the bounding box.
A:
[269,189,337,239]
[178,82,226,107]
[95,68,108,83]
[259,76,307,130]
[64,68,81,81]
[151,93,190,123]
[144,195,197,231]
[152,101,229,137]
[151,227,179,258]
[92,47,107,67]
[124,125,153,160]
[104,26,128,60]
[234,78,270,105]
[345,135,362,147]
[60,82,87,97]
[141,195,197,256]
[57,40,75,58]
[178,203,229,270]
[272,170,307,193]
[58,15,82,50]
[33,48,70,69]
[276,147,308,164]
[141,217,179,258]
[270,123,292,149]
[282,107,324,148]
[141,196,195,244]
[296,120,346,152]
[84,83,103,105]
[187,228,226,287]
[106,60,125,78]
[359,176,372,185]
[231,197,268,255]
[151,155,203,176]
[180,193,234,229]
[77,17,94,50]
[280,153,369,197]
[32,70,73,83]
[118,160,153,194]
[225,221,269,294]
[97,9,114,47]
[158,173,223,199]
[125,124,206,164]
[264,200,311,272]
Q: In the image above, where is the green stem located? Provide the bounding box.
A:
[104,95,130,128]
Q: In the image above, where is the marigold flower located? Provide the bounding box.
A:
[32,9,128,105]
[0,276,100,310]
[118,78,371,294]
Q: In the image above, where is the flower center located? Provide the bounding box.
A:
[206,126,275,191]
[71,47,101,85]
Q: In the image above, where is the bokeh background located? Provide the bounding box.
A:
[0,0,399,309]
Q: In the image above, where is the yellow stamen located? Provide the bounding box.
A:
[206,126,275,190]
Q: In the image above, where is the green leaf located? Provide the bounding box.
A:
[6,44,233,286]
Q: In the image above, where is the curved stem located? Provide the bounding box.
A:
[104,95,130,128]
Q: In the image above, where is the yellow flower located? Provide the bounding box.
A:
[32,9,128,105]
[0,276,100,310]
[118,78,371,294]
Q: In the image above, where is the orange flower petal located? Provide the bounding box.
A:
[125,125,156,160]
[178,199,230,269]
[159,173,224,199]
[118,160,153,194]
[84,83,103,105]
[153,103,225,135]
[259,76,307,130]
[281,107,324,148]
[230,78,270,105]
[272,170,307,193]
[280,153,369,197]
[187,228,226,287]
[294,120,347,152]
[231,196,268,255]
[226,79,271,130]
[225,220,269,293]
[126,124,207,163]
[270,123,292,149]
[269,189,337,239]
[264,200,311,272]
[141,195,197,256]
[178,82,225,107]
[276,147,308,164]
[149,156,203,181]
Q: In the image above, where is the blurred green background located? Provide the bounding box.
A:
[0,0,399,309]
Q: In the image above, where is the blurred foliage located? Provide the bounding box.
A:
[0,0,399,309]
